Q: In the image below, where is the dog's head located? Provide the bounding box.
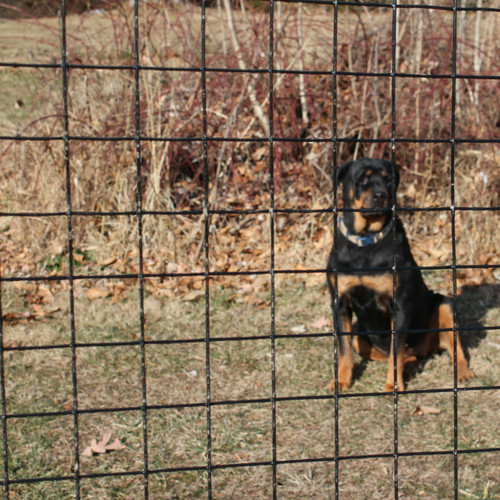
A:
[336,158,399,234]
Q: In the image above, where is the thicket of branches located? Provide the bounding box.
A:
[1,1,498,281]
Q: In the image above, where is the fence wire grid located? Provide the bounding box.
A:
[0,0,499,498]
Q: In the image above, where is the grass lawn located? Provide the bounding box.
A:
[1,279,499,498]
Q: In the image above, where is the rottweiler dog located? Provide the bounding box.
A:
[326,158,473,392]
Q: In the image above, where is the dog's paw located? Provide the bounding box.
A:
[382,382,395,393]
[457,362,474,383]
[327,378,351,393]
[382,381,405,393]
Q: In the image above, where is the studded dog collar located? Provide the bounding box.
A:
[338,216,392,247]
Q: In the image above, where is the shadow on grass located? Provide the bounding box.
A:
[457,283,500,350]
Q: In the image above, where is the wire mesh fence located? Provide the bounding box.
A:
[0,0,499,498]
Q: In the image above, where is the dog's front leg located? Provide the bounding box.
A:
[327,300,354,392]
[383,317,407,393]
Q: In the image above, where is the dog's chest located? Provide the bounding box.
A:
[329,273,395,298]
[328,272,396,322]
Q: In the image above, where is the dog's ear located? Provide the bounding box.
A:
[336,161,353,184]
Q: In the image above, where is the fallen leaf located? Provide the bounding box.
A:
[294,264,308,271]
[38,284,54,303]
[165,262,178,274]
[85,287,110,300]
[99,431,112,447]
[291,324,306,334]
[411,406,441,417]
[31,304,61,318]
[182,289,205,302]
[310,315,332,330]
[251,145,267,162]
[191,278,204,290]
[73,252,85,264]
[32,304,43,314]
[2,312,32,322]
[98,256,118,267]
[105,438,126,451]
[2,308,59,323]
[90,438,106,454]
[82,431,125,456]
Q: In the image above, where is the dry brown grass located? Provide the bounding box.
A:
[1,281,499,498]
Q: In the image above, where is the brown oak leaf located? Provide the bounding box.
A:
[411,406,441,417]
[82,431,125,456]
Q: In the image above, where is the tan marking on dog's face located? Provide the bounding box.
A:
[353,212,387,234]
[350,187,387,233]
[363,215,387,233]
[352,190,369,210]
[352,191,370,232]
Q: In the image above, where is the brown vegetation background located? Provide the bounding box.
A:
[0,1,498,298]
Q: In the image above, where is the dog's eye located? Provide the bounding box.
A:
[359,176,369,185]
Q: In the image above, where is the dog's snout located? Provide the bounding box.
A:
[373,190,388,202]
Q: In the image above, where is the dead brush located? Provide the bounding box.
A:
[0,1,498,282]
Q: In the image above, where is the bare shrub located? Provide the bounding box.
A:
[1,2,498,278]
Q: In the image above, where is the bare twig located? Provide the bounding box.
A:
[413,8,424,161]
[217,0,228,56]
[473,0,483,122]
[222,0,270,137]
[240,44,306,139]
[297,3,309,125]
[361,6,383,158]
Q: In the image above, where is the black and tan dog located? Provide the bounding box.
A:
[326,158,473,392]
